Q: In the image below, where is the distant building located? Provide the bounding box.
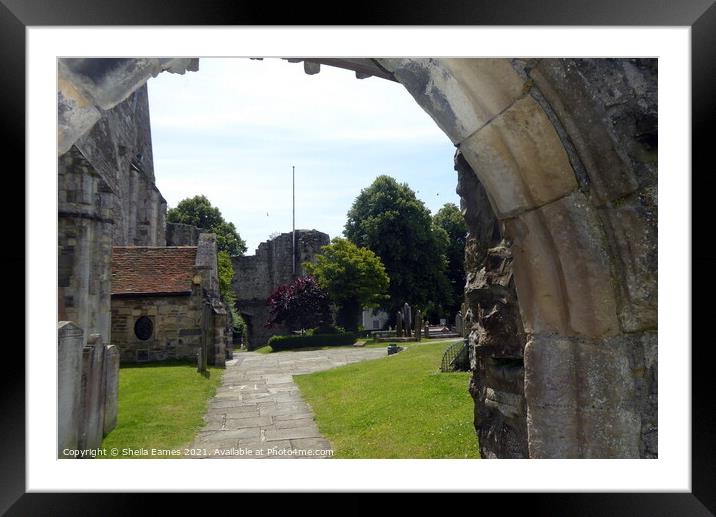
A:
[232,230,330,348]
[362,307,389,331]
[110,234,230,365]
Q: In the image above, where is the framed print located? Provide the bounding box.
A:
[4,0,713,513]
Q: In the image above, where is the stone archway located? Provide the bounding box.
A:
[57,57,657,458]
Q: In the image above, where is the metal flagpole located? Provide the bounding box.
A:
[292,165,296,276]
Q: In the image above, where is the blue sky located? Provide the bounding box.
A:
[147,58,459,253]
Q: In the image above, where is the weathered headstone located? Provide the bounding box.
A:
[78,334,106,452]
[424,322,430,338]
[396,311,403,337]
[58,321,83,458]
[102,344,120,436]
[402,302,412,338]
[455,311,463,336]
[197,346,207,374]
[414,309,422,341]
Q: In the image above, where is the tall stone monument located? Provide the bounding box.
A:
[414,309,422,341]
[402,302,412,338]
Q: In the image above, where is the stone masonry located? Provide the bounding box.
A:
[110,234,229,366]
[166,222,208,246]
[232,230,330,348]
[456,150,529,458]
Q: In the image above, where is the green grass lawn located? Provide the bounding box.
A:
[100,361,223,458]
[293,339,480,459]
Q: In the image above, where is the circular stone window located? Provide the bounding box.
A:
[134,316,154,341]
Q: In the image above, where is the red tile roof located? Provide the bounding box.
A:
[111,247,197,295]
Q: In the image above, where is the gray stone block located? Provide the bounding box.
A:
[102,344,119,435]
[78,334,106,452]
[58,322,84,458]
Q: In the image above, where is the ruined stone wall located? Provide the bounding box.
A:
[196,233,221,299]
[111,292,203,363]
[449,58,658,458]
[74,83,166,248]
[516,58,657,458]
[196,233,229,365]
[166,222,207,246]
[457,150,530,459]
[58,84,166,345]
[232,230,330,347]
[58,147,114,342]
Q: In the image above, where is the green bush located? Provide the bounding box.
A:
[308,324,345,335]
[268,333,357,351]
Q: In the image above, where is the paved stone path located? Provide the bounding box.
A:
[186,347,386,459]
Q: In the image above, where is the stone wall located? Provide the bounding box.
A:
[59,84,167,347]
[166,222,207,246]
[232,230,330,347]
[58,147,114,342]
[441,58,657,458]
[110,235,228,365]
[456,150,529,459]
[111,292,203,363]
[74,83,166,248]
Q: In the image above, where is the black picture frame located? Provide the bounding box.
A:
[4,0,712,514]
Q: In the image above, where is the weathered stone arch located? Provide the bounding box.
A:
[57,57,657,458]
[377,58,656,459]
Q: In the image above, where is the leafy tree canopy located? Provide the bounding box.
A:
[343,175,451,319]
[167,195,247,256]
[433,203,467,316]
[305,237,389,330]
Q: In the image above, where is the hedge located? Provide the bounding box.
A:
[268,333,357,351]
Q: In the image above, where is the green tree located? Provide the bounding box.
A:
[167,195,247,256]
[343,175,451,321]
[433,203,467,318]
[304,237,389,331]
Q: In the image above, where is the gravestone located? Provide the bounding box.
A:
[424,322,430,338]
[455,311,463,336]
[58,321,83,457]
[402,303,412,338]
[197,346,207,373]
[79,333,106,452]
[396,311,403,337]
[102,345,120,435]
[415,309,422,341]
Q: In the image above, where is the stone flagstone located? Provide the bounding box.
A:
[186,346,385,459]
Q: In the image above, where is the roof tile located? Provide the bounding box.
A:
[111,247,197,295]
